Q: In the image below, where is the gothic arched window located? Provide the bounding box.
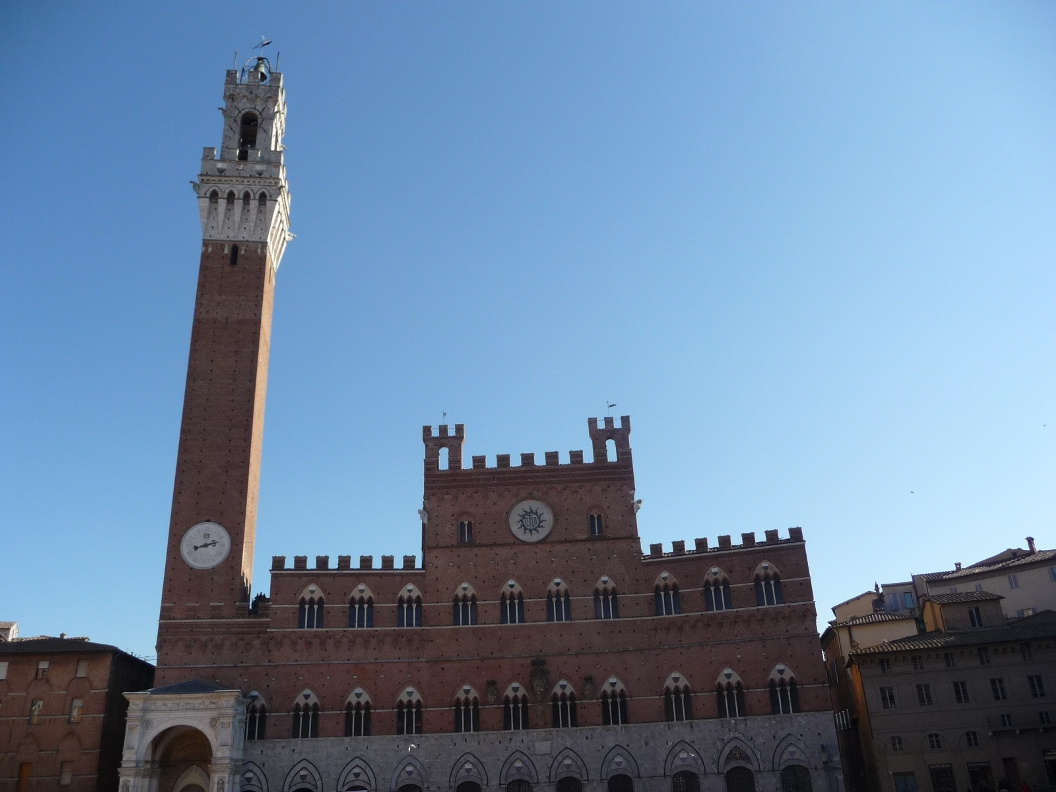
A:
[298,596,324,629]
[349,594,374,628]
[245,701,267,740]
[396,689,423,735]
[594,578,619,619]
[238,113,258,160]
[292,691,320,738]
[755,562,784,606]
[547,582,572,622]
[600,680,628,725]
[504,687,529,730]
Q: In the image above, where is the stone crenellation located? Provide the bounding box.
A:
[424,416,632,472]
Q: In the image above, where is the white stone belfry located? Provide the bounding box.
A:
[194,60,291,271]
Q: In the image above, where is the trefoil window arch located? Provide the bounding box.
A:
[501,581,525,624]
[345,688,371,736]
[705,567,733,611]
[454,685,480,732]
[600,678,628,725]
[552,681,577,727]
[664,671,692,722]
[754,562,784,606]
[396,688,423,735]
[398,585,423,627]
[292,690,320,738]
[716,669,746,718]
[594,577,619,619]
[548,580,572,622]
[503,682,529,730]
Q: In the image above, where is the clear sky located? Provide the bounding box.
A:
[1,3,1054,660]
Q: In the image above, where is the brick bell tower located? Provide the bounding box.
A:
[157,58,291,668]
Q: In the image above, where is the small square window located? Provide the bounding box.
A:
[927,733,942,749]
[944,652,956,668]
[975,583,984,592]
[953,681,970,703]
[35,661,49,679]
[59,761,73,786]
[903,592,915,609]
[75,660,88,678]
[69,699,83,723]
[965,731,979,747]
[1000,713,1013,727]
[891,736,904,751]
[0,661,8,680]
[912,656,924,670]
[1008,574,1019,590]
[969,606,983,627]
[916,684,934,705]
[949,586,958,594]
[589,513,604,536]
[879,658,891,674]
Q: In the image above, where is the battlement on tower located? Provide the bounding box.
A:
[423,416,632,472]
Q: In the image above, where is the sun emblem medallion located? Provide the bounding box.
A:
[508,499,554,543]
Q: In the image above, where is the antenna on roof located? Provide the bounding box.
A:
[606,401,617,416]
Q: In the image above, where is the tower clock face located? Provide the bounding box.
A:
[180,521,232,569]
[508,500,554,543]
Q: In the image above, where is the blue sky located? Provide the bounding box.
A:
[1,3,1054,659]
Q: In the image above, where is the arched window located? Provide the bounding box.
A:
[349,594,374,628]
[507,782,533,792]
[501,581,525,624]
[755,562,784,606]
[504,684,529,730]
[454,688,480,732]
[245,700,267,740]
[298,596,324,629]
[725,768,755,792]
[257,191,267,207]
[664,672,692,722]
[589,513,604,536]
[453,589,478,626]
[769,674,800,715]
[780,766,812,792]
[458,784,482,792]
[238,112,258,161]
[606,438,617,461]
[292,691,319,738]
[229,244,239,267]
[344,699,371,736]
[557,780,583,792]
[673,772,701,792]
[396,689,423,735]
[547,582,572,622]
[655,580,682,615]
[552,683,577,727]
[594,577,619,619]
[609,775,634,792]
[242,191,251,205]
[209,189,219,204]
[705,568,732,611]
[459,520,473,544]
[398,586,423,627]
[600,679,628,725]
[226,190,236,206]
[717,670,746,718]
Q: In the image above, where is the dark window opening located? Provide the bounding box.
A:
[459,520,473,544]
[705,580,732,611]
[453,594,478,626]
[609,775,634,792]
[601,690,628,725]
[246,703,267,740]
[230,244,239,267]
[396,700,422,735]
[344,702,371,736]
[398,595,422,627]
[552,692,577,727]
[665,687,692,721]
[504,695,529,730]
[298,596,324,628]
[349,596,374,628]
[548,591,571,622]
[590,513,604,535]
[656,584,682,615]
[717,682,746,718]
[238,113,259,161]
[501,592,525,624]
[454,698,480,732]
[292,702,319,738]
[673,772,701,792]
[780,766,813,792]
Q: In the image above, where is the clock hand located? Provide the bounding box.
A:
[194,540,219,551]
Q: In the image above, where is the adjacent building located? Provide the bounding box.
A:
[0,627,154,791]
[116,59,842,792]
[822,547,1056,792]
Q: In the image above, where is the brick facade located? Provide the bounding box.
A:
[120,62,841,792]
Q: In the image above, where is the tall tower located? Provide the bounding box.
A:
[157,59,290,663]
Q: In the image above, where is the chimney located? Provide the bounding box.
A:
[1026,536,1036,553]
[954,562,961,571]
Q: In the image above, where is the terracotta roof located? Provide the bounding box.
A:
[924,591,1004,604]
[0,636,124,655]
[851,610,1056,655]
[920,548,1056,581]
[832,612,918,627]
